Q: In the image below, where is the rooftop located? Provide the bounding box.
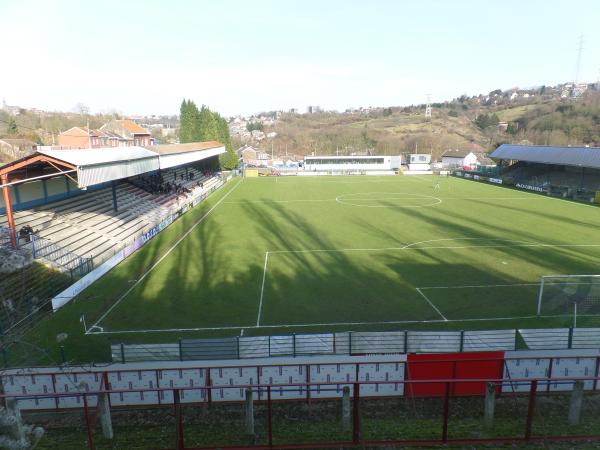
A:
[150,141,223,155]
[490,144,600,170]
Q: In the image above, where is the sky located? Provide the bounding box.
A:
[1,0,600,117]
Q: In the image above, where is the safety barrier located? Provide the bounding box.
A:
[2,351,600,449]
[109,328,600,363]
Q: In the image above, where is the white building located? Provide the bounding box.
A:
[441,150,478,168]
[304,155,401,172]
[407,154,431,171]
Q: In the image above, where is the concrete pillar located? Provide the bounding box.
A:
[245,388,254,436]
[111,181,118,211]
[5,398,24,437]
[568,380,585,425]
[342,386,351,431]
[484,382,496,426]
[99,392,113,439]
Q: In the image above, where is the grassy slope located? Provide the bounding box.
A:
[11,176,600,365]
[271,111,488,159]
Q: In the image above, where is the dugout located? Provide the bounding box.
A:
[490,144,600,202]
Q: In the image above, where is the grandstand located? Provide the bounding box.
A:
[0,142,226,335]
[489,144,600,201]
[0,172,221,266]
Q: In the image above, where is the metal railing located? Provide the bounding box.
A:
[1,225,93,276]
[107,327,600,364]
[3,373,600,449]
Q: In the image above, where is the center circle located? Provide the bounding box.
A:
[335,192,442,208]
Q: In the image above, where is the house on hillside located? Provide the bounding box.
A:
[441,149,496,169]
[0,138,37,160]
[237,145,270,166]
[100,119,153,146]
[57,127,102,149]
[57,120,153,149]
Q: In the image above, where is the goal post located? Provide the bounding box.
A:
[536,274,600,316]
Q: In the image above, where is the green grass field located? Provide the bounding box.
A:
[12,175,600,364]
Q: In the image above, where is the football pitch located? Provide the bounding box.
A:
[19,175,600,363]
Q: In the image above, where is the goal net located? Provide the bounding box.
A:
[536,275,600,316]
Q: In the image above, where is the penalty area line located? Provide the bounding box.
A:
[415,288,447,321]
[86,177,245,335]
[256,252,269,326]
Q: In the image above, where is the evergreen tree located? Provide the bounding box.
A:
[179,99,238,169]
[7,117,18,135]
[178,99,194,143]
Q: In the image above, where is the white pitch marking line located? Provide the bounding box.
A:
[416,288,448,321]
[256,251,269,326]
[223,194,548,208]
[87,178,245,334]
[419,283,540,290]
[335,192,442,208]
[224,199,335,204]
[267,242,600,255]
[85,312,600,335]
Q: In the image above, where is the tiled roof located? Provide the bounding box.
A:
[115,120,150,135]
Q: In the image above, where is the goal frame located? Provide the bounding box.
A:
[536,274,600,315]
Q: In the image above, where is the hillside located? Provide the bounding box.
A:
[243,88,600,160]
[268,109,488,160]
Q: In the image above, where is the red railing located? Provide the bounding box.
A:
[3,375,600,449]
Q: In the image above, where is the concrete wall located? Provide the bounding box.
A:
[3,348,599,411]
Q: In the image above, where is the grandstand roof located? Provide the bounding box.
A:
[39,147,158,165]
[39,147,160,188]
[151,141,226,170]
[490,144,600,169]
[1,142,226,188]
[151,141,223,155]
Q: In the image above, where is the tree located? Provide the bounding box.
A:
[246,122,263,132]
[178,99,238,169]
[179,99,199,144]
[6,117,18,135]
[475,113,490,130]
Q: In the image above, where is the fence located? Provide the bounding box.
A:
[3,357,600,449]
[110,328,600,363]
[1,225,94,276]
